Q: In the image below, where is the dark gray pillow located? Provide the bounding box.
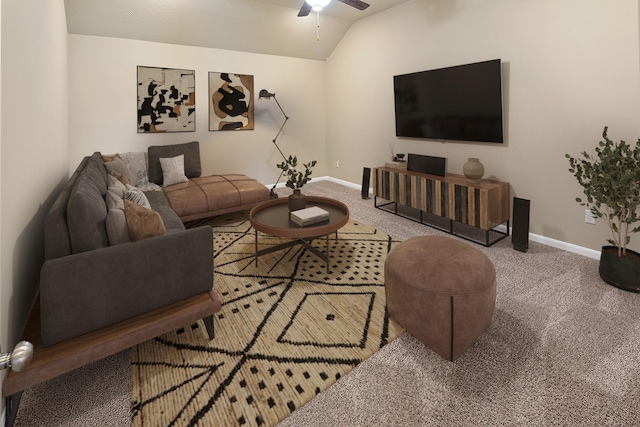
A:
[44,156,90,260]
[85,152,109,196]
[148,141,201,185]
[67,169,110,254]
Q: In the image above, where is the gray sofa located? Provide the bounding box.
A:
[40,150,220,347]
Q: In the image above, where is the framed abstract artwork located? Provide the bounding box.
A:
[208,72,254,131]
[137,66,196,133]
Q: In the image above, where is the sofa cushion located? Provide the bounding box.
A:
[160,154,189,187]
[85,152,109,195]
[144,190,185,231]
[148,141,201,185]
[124,199,166,241]
[66,154,110,253]
[44,157,90,260]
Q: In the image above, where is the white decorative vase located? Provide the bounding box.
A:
[463,158,484,183]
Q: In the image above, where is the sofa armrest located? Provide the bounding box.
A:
[40,226,213,347]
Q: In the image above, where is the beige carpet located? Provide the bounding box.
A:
[11,180,640,426]
[130,215,404,426]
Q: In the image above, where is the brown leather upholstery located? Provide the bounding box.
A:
[163,174,270,222]
[385,236,496,361]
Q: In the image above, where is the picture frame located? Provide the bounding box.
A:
[137,66,196,133]
[208,72,254,131]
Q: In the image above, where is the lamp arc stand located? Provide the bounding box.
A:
[259,89,289,199]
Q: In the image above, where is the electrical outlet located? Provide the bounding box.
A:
[585,209,596,225]
[336,161,339,168]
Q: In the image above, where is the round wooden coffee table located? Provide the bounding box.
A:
[249,196,350,273]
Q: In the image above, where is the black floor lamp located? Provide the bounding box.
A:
[259,89,289,199]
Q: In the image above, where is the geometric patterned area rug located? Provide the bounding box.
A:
[130,213,405,426]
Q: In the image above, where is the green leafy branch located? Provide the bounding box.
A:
[277,155,317,190]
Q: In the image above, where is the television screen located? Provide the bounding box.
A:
[394,59,504,143]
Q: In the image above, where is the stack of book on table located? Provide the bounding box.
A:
[290,206,330,227]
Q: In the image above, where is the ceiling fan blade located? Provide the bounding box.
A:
[297,2,312,17]
[337,0,370,11]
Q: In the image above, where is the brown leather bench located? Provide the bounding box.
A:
[163,174,270,222]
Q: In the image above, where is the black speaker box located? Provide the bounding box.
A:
[407,153,447,177]
[361,167,371,199]
[512,197,530,252]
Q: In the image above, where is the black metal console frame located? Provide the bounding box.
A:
[374,196,509,247]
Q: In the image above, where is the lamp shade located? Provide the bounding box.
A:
[259,89,274,100]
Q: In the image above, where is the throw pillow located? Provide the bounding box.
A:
[106,208,132,245]
[101,153,122,163]
[159,154,189,187]
[107,174,127,192]
[108,185,124,199]
[109,170,129,186]
[119,151,148,188]
[105,189,124,211]
[124,185,151,209]
[123,199,166,241]
[104,157,137,185]
[148,141,201,185]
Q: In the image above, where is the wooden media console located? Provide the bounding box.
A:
[373,166,510,246]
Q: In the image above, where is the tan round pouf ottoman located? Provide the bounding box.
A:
[385,236,496,361]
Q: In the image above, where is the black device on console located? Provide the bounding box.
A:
[407,153,447,177]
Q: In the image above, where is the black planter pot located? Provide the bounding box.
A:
[599,246,640,292]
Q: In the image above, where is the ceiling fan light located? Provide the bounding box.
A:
[305,0,331,11]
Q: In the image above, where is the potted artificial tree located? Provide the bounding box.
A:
[277,155,317,211]
[566,126,640,292]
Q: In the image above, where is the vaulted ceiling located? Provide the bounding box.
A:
[64,0,411,61]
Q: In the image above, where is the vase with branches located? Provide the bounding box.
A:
[277,155,317,211]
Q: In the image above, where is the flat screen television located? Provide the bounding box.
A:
[394,59,504,143]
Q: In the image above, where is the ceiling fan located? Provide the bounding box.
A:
[297,0,370,17]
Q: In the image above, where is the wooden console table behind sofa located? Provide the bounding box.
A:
[373,166,510,246]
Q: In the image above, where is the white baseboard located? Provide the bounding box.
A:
[273,176,601,260]
[492,225,600,258]
[270,176,360,191]
[323,176,362,190]
[529,234,600,259]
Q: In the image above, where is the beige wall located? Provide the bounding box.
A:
[325,0,640,254]
[0,0,69,409]
[68,35,328,185]
[1,1,639,413]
